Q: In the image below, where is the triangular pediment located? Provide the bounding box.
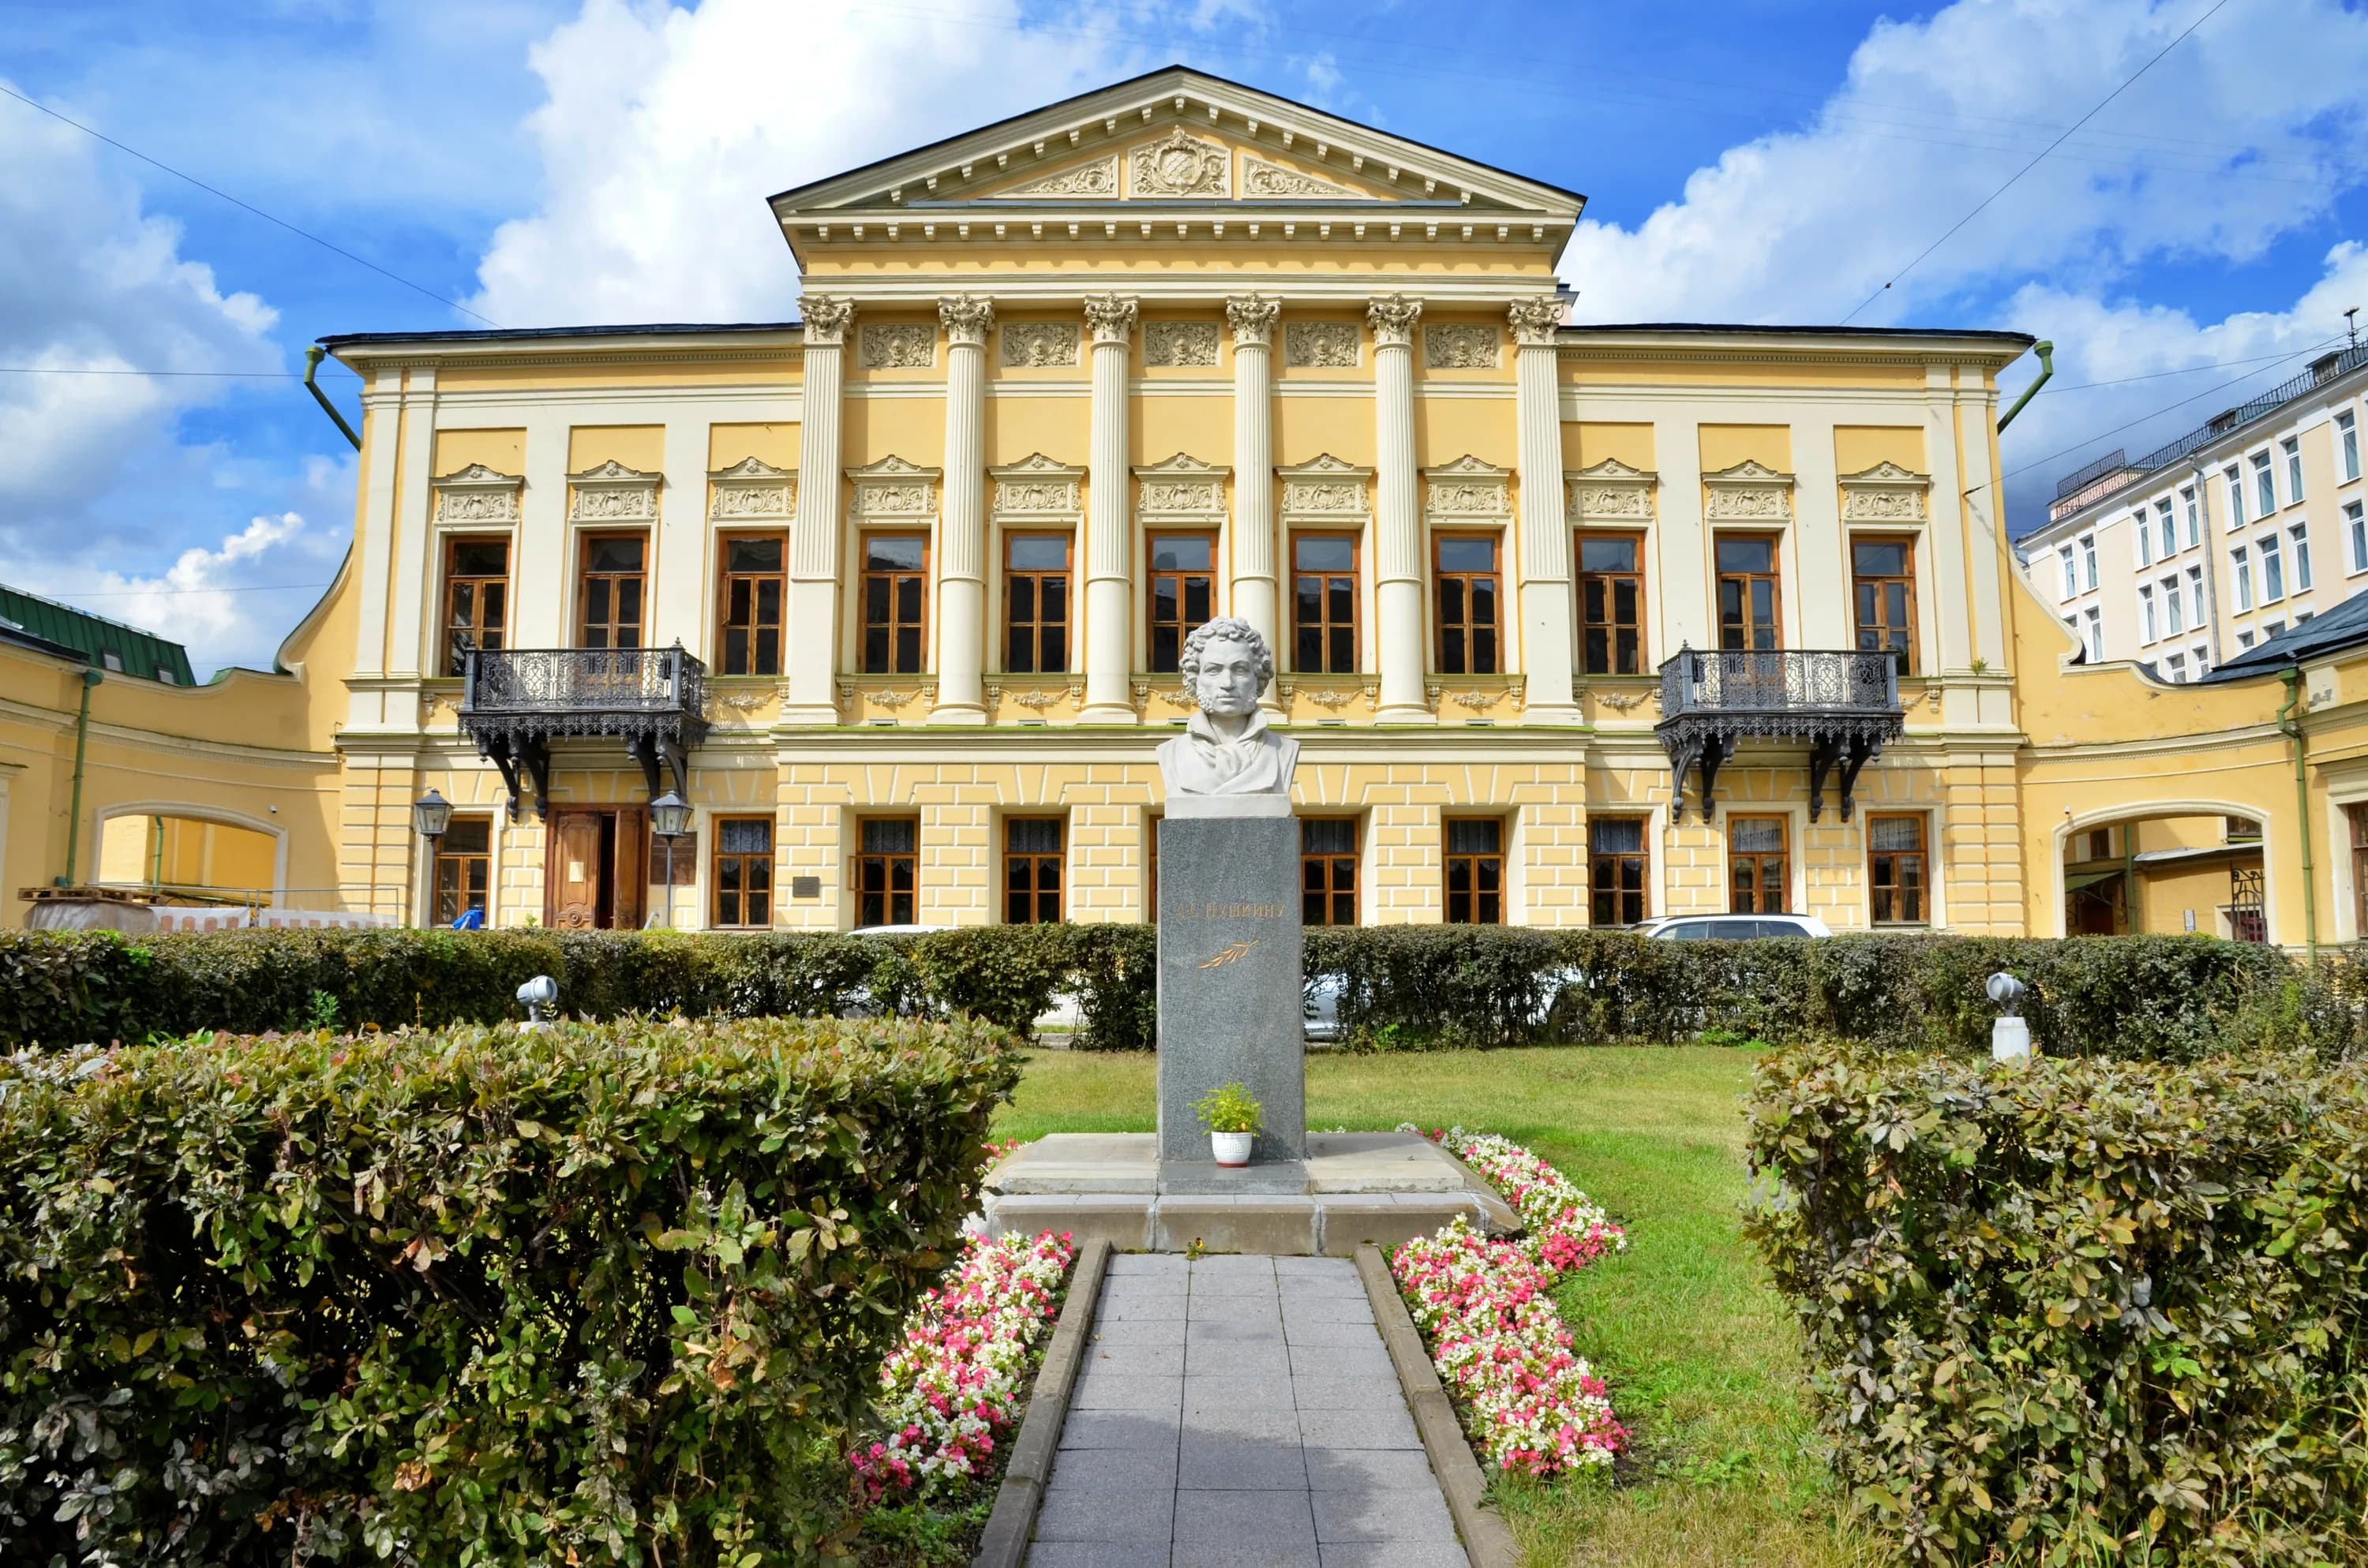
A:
[770,66,1582,241]
[1840,460,1928,485]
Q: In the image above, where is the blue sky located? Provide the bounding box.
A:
[3,0,2365,672]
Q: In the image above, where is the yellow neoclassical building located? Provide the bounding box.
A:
[11,65,2362,947]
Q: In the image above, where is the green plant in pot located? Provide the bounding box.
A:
[1193,1080,1263,1168]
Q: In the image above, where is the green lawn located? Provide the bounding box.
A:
[995,1046,1887,1568]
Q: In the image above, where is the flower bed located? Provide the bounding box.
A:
[1392,1128,1628,1476]
[849,1227,1076,1503]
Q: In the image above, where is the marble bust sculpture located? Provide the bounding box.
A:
[1158,617,1300,818]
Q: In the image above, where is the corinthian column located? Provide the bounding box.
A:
[1368,294,1429,724]
[785,294,852,724]
[931,295,993,724]
[1510,294,1579,724]
[1227,295,1282,712]
[1079,293,1140,724]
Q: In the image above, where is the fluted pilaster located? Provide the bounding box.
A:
[1368,294,1429,723]
[931,295,993,724]
[1227,295,1280,709]
[1080,293,1139,723]
[785,294,852,724]
[1510,294,1578,723]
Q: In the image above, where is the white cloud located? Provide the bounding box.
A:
[1561,0,2368,326]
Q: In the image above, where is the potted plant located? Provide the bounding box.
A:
[1193,1080,1263,1168]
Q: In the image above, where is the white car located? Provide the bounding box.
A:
[1647,913,1833,940]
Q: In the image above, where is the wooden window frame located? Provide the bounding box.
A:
[1442,815,1506,926]
[1867,813,1930,926]
[577,530,650,650]
[1003,530,1074,675]
[716,530,789,677]
[1003,816,1066,925]
[2351,803,2368,938]
[1576,530,1648,676]
[1715,533,1783,653]
[1300,816,1360,927]
[1433,532,1503,676]
[432,815,493,926]
[1147,530,1218,675]
[710,815,774,930]
[851,814,920,929]
[1727,814,1790,915]
[1588,815,1650,927]
[1850,533,1918,675]
[1290,531,1362,675]
[442,534,511,675]
[859,531,931,675]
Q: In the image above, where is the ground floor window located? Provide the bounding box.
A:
[1728,815,1789,914]
[855,816,918,928]
[712,818,774,928]
[433,816,492,926]
[2351,805,2368,937]
[1589,816,1649,926]
[1302,818,1359,926]
[1444,817,1505,925]
[1005,817,1065,923]
[1867,814,1928,925]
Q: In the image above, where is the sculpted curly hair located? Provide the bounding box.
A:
[1178,616,1274,691]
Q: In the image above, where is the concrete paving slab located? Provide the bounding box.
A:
[1032,1484,1176,1544]
[1057,1409,1182,1450]
[1311,1487,1459,1544]
[1025,1542,1168,1568]
[1047,1443,1182,1492]
[1172,1489,1318,1545]
[1171,1544,1321,1568]
[1178,1434,1309,1491]
[1071,1372,1184,1413]
[1315,1546,1471,1568]
[1293,1406,1422,1450]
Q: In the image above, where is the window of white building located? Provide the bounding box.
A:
[2284,436,2305,505]
[2340,410,2361,483]
[2233,545,2254,610]
[2291,522,2314,593]
[2166,652,2186,682]
[2182,485,2201,547]
[2059,544,2078,601]
[2081,533,2099,590]
[2347,500,2368,574]
[2187,565,2206,627]
[2225,464,2245,529]
[2253,451,2276,518]
[2138,585,2156,643]
[2134,511,2152,567]
[2156,497,2177,558]
[2192,643,2210,678]
[2162,575,2184,635]
[2084,607,2104,664]
[2260,533,2285,601]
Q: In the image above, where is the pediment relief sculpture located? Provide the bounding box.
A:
[991,453,1085,519]
[1566,458,1658,522]
[707,456,797,520]
[1702,458,1796,522]
[847,455,941,520]
[567,459,661,522]
[1279,453,1373,518]
[432,463,523,523]
[1129,128,1231,198]
[1134,452,1227,516]
[990,155,1119,199]
[1240,155,1356,199]
[1423,455,1512,519]
[1839,461,1932,522]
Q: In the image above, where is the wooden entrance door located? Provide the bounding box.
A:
[545,808,650,929]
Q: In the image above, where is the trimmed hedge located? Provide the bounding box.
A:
[0,1014,1017,1566]
[5,924,2360,1059]
[1744,1044,2368,1566]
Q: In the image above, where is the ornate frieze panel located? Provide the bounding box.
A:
[707,456,797,521]
[1128,128,1230,197]
[797,294,853,346]
[860,321,935,369]
[432,463,523,524]
[846,455,941,522]
[566,459,661,522]
[1422,454,1512,522]
[1565,458,1657,523]
[1133,452,1228,520]
[991,156,1118,198]
[1240,155,1357,198]
[1277,453,1373,522]
[1839,460,1931,522]
[1002,320,1080,367]
[1143,320,1220,367]
[1423,324,1499,370]
[1702,458,1796,522]
[1283,320,1359,368]
[1505,295,1567,346]
[990,453,1085,521]
[1226,295,1280,349]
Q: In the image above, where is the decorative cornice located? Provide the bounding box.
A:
[798,294,854,346]
[1565,457,1657,522]
[1226,294,1280,349]
[1083,292,1140,345]
[989,452,1085,519]
[431,463,523,524]
[937,294,995,347]
[846,455,940,522]
[708,456,797,521]
[1366,294,1423,348]
[1278,453,1373,519]
[1506,295,1565,346]
[1839,460,1931,522]
[1702,458,1796,522]
[566,459,661,522]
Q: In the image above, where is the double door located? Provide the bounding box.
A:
[545,807,648,929]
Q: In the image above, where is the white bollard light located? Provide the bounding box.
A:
[1985,972,2031,1064]
[517,974,559,1031]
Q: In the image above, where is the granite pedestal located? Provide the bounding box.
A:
[1156,814,1306,1168]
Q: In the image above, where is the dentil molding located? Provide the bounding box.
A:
[567,458,661,522]
[1839,460,1931,522]
[707,456,797,521]
[431,463,523,524]
[1702,458,1796,522]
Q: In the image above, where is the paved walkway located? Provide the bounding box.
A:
[1029,1252,1468,1568]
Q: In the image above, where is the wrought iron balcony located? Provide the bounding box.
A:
[1654,647,1904,824]
[457,642,709,820]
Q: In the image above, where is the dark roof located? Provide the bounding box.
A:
[766,62,1587,209]
[2201,586,2368,682]
[318,321,800,349]
[0,585,196,684]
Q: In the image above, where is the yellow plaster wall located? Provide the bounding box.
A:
[707,423,798,470]
[433,428,526,476]
[987,399,1092,466]
[1562,358,1927,391]
[1834,425,1925,474]
[1412,402,1516,470]
[1698,424,1793,473]
[1133,395,1234,466]
[566,425,665,473]
[1568,422,1655,471]
[1273,397,1378,467]
[425,358,800,393]
[844,398,946,470]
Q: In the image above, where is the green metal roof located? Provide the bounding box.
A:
[0,584,196,685]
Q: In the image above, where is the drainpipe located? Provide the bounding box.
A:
[2278,665,2318,953]
[303,346,362,451]
[1995,340,2055,432]
[54,667,103,887]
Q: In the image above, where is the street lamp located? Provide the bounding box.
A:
[650,790,691,930]
[411,789,451,926]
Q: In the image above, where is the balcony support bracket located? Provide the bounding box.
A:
[1807,734,1881,824]
[459,645,710,822]
[1654,647,1904,828]
[481,733,552,825]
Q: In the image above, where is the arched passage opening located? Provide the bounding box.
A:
[2055,803,2267,941]
[94,809,282,902]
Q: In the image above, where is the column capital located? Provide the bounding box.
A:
[938,294,995,347]
[1366,293,1423,349]
[1225,294,1280,349]
[1084,292,1139,346]
[1507,294,1567,346]
[798,294,855,346]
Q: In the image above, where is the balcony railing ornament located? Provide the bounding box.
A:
[458,642,710,821]
[1654,646,1905,824]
